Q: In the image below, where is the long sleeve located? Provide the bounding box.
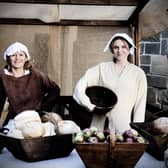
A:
[73,64,100,111]
[132,70,147,122]
[36,70,60,112]
[0,77,7,116]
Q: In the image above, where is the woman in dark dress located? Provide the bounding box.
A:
[0,42,60,126]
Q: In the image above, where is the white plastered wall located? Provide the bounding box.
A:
[0,25,129,95]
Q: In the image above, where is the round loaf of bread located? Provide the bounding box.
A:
[42,122,56,137]
[21,121,45,138]
[14,110,41,130]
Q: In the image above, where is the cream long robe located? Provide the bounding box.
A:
[73,61,147,132]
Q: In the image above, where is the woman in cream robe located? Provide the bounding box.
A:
[73,33,147,133]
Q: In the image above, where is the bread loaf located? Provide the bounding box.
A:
[42,122,56,137]
[14,110,41,130]
[21,121,45,138]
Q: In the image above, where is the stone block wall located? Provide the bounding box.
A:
[140,30,168,112]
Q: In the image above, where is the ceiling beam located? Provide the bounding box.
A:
[0,0,145,26]
[0,18,128,26]
[0,0,138,5]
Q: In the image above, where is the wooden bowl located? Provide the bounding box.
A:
[0,133,74,162]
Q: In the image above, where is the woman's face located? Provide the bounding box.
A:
[9,51,27,69]
[111,39,130,62]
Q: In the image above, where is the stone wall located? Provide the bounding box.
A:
[140,30,168,112]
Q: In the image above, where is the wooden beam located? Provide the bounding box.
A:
[134,16,140,65]
[0,0,138,5]
[0,18,128,26]
[58,20,129,26]
[127,0,149,65]
[128,0,149,24]
[0,0,142,26]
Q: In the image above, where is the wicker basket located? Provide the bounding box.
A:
[0,133,74,162]
[75,142,148,168]
[130,122,168,161]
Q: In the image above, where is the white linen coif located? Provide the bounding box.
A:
[3,42,30,60]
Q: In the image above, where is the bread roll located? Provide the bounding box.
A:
[21,121,45,138]
[14,110,41,130]
[42,122,56,137]
[58,120,81,134]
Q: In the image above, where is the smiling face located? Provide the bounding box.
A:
[110,38,130,63]
[9,50,28,70]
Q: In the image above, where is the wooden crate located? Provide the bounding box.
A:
[75,142,148,168]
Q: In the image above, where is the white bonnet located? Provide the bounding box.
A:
[103,33,136,55]
[3,42,30,60]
